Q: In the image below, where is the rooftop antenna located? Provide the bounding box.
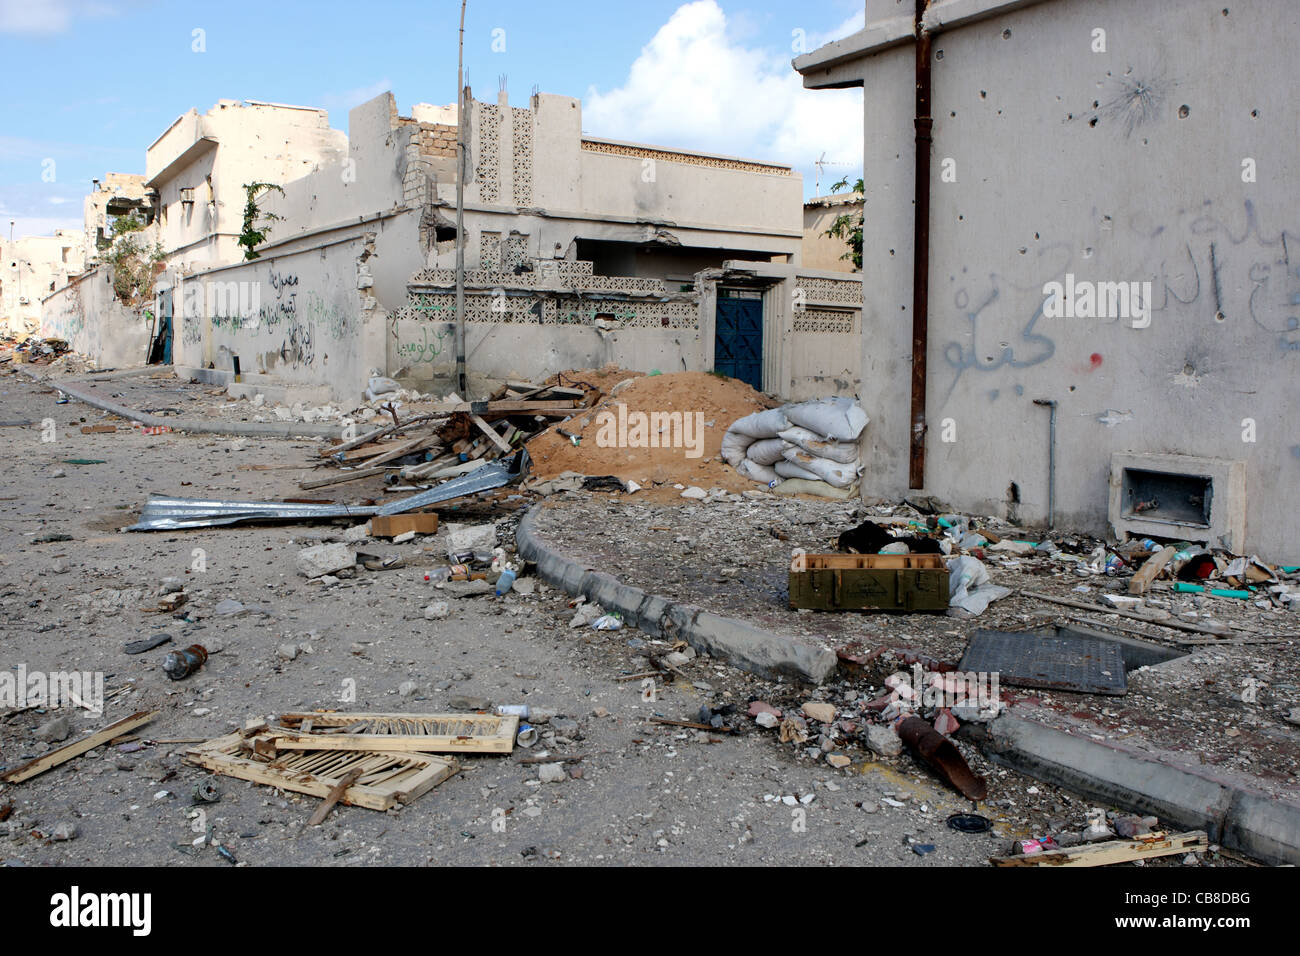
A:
[813,151,852,195]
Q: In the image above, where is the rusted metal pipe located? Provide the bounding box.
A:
[908,0,933,490]
[897,715,988,801]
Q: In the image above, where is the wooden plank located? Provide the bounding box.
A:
[991,830,1208,867]
[306,767,363,826]
[355,436,432,470]
[272,712,518,754]
[1,711,159,783]
[1129,546,1177,595]
[471,414,513,454]
[1022,590,1230,636]
[299,466,389,490]
[184,733,457,810]
[369,513,440,538]
[427,400,579,415]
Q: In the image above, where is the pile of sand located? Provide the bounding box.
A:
[527,369,777,491]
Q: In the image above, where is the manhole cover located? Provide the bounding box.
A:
[959,629,1127,695]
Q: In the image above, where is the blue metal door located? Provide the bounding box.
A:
[714,291,763,390]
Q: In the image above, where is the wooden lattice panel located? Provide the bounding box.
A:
[184,733,458,811]
[273,711,519,754]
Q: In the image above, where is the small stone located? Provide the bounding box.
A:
[423,601,450,620]
[450,695,491,711]
[680,486,707,500]
[748,701,782,719]
[296,543,355,579]
[551,717,579,737]
[755,712,779,729]
[826,754,851,769]
[392,531,416,545]
[865,723,902,757]
[398,681,419,697]
[801,702,836,724]
[50,823,78,842]
[442,578,493,598]
[35,715,72,743]
[538,763,566,784]
[277,644,299,661]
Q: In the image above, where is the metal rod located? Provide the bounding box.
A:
[454,0,469,397]
[908,0,933,490]
[1034,398,1057,529]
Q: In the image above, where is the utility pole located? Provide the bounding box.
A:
[454,0,468,397]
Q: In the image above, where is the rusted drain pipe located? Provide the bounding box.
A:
[908,0,933,489]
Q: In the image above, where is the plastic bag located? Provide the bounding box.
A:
[781,448,859,488]
[784,397,869,442]
[746,437,790,466]
[726,408,790,439]
[778,426,859,464]
[736,458,779,485]
[720,429,754,467]
[775,459,822,481]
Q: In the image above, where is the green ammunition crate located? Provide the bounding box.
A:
[788,553,949,612]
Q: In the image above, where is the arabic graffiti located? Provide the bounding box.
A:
[395,324,452,364]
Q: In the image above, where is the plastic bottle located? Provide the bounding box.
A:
[495,568,517,596]
[424,567,452,584]
[162,644,208,681]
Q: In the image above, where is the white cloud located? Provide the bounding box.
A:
[0,0,117,35]
[322,79,394,116]
[582,0,862,195]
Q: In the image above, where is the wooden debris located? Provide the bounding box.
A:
[306,768,364,827]
[272,711,519,754]
[185,733,458,811]
[991,830,1208,867]
[1129,546,1177,595]
[1023,590,1231,636]
[370,513,439,538]
[1,711,159,783]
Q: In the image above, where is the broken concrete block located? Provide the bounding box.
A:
[826,753,851,769]
[296,543,355,579]
[755,712,779,729]
[277,644,299,661]
[423,601,450,620]
[538,763,566,783]
[36,714,72,743]
[865,723,902,757]
[680,486,707,500]
[446,522,496,553]
[801,702,836,724]
[442,578,492,598]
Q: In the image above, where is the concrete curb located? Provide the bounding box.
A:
[964,715,1300,866]
[515,506,837,684]
[19,368,346,440]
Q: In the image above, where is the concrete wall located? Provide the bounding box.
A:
[174,232,386,402]
[803,195,863,273]
[2,231,87,336]
[800,0,1300,559]
[41,267,151,367]
[146,100,348,274]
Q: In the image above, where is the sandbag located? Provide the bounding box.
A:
[784,397,868,442]
[746,437,790,466]
[775,459,822,482]
[736,458,778,485]
[782,448,859,488]
[778,426,859,464]
[726,408,790,440]
[720,429,754,467]
[773,478,858,499]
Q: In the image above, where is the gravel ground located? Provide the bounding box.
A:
[0,365,1251,866]
[531,493,1300,802]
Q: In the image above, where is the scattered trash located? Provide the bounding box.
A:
[947,813,993,833]
[162,644,208,681]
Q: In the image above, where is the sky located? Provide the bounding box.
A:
[0,0,864,240]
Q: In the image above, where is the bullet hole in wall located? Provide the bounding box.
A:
[1251,109,1258,118]
[1179,104,1190,118]
[1002,28,1012,39]
[980,90,987,99]
[950,111,956,117]
[1215,311,1226,323]
[936,49,944,59]
[1034,232,1041,239]
[1090,117,1099,127]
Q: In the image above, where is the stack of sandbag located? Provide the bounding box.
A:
[722,397,868,497]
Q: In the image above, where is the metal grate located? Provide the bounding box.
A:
[959,629,1128,695]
